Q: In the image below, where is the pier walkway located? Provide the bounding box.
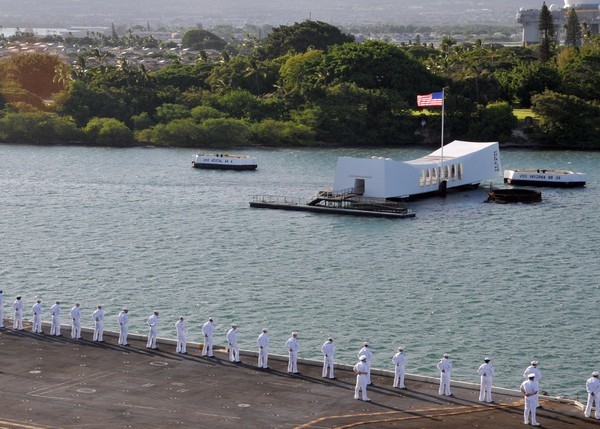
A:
[0,322,595,428]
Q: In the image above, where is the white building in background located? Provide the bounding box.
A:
[517,0,600,45]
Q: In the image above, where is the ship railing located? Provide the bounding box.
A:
[251,194,302,206]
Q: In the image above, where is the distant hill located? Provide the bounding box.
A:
[0,0,543,28]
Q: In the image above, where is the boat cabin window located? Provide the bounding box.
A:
[444,165,450,181]
[458,163,463,179]
[451,164,456,181]
[425,169,431,186]
[432,167,438,185]
[420,170,425,187]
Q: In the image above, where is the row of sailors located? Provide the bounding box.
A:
[2,294,599,424]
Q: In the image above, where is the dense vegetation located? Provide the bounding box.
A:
[0,20,599,148]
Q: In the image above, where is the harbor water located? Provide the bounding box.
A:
[0,144,598,400]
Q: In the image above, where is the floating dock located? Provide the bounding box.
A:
[250,189,415,219]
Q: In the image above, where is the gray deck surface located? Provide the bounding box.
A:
[0,322,596,429]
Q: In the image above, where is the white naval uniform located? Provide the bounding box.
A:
[117,311,129,345]
[437,358,453,396]
[175,319,187,353]
[585,376,600,419]
[353,361,370,401]
[201,320,214,356]
[285,336,300,373]
[13,299,24,330]
[146,314,159,349]
[92,308,105,341]
[477,362,495,402]
[50,303,61,336]
[0,292,4,328]
[226,327,239,362]
[523,365,542,407]
[321,341,335,379]
[32,302,43,333]
[521,379,540,425]
[357,346,373,384]
[257,332,269,368]
[70,306,82,339]
[392,351,407,388]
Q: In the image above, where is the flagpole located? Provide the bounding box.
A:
[441,88,445,181]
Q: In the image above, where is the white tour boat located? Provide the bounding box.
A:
[192,153,257,170]
[503,169,586,187]
[332,140,501,199]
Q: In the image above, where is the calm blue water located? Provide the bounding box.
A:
[0,144,598,399]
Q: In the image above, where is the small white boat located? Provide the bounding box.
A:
[192,153,257,170]
[503,169,586,187]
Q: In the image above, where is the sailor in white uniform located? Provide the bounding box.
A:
[477,357,495,402]
[584,371,600,419]
[32,299,43,334]
[0,290,4,328]
[257,328,269,369]
[357,342,373,384]
[285,332,300,374]
[201,318,215,357]
[321,338,335,379]
[175,316,187,354]
[50,301,61,336]
[117,308,129,345]
[523,360,542,407]
[520,373,540,426]
[226,324,240,362]
[70,303,82,339]
[392,346,407,389]
[437,353,453,396]
[13,296,24,330]
[92,305,105,342]
[354,355,371,401]
[146,311,159,349]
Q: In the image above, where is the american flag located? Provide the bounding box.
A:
[417,92,443,107]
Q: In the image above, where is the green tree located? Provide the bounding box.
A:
[465,102,518,142]
[182,29,227,51]
[259,21,354,60]
[564,8,582,48]
[84,117,134,145]
[538,2,556,62]
[198,118,252,146]
[501,61,561,107]
[531,90,600,146]
[251,119,315,145]
[154,103,190,124]
[0,112,82,143]
[0,52,66,99]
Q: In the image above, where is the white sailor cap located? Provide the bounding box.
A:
[398,346,405,351]
[364,342,369,346]
[443,353,449,358]
[232,323,237,328]
[531,360,538,365]
[528,373,536,379]
[262,328,268,333]
[592,371,599,377]
[359,355,367,361]
[484,357,491,361]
